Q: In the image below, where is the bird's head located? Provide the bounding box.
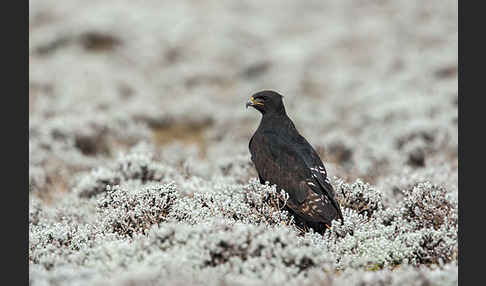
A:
[246,90,285,115]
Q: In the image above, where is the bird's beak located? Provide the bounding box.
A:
[246,96,263,109]
[245,99,252,109]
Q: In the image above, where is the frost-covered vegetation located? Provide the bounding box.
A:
[29,0,457,285]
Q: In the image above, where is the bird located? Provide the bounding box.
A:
[246,90,343,234]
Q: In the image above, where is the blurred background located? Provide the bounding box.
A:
[29,0,457,201]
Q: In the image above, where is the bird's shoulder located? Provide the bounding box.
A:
[250,119,318,163]
[258,129,306,158]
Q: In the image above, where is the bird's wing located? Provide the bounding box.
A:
[296,136,344,222]
[251,131,343,223]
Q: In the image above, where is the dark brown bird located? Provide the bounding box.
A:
[246,90,343,233]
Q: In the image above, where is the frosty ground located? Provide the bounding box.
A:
[29,0,458,285]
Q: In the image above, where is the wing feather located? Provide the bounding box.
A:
[250,130,343,223]
[297,137,344,222]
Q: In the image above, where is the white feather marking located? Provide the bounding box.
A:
[317,166,326,174]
